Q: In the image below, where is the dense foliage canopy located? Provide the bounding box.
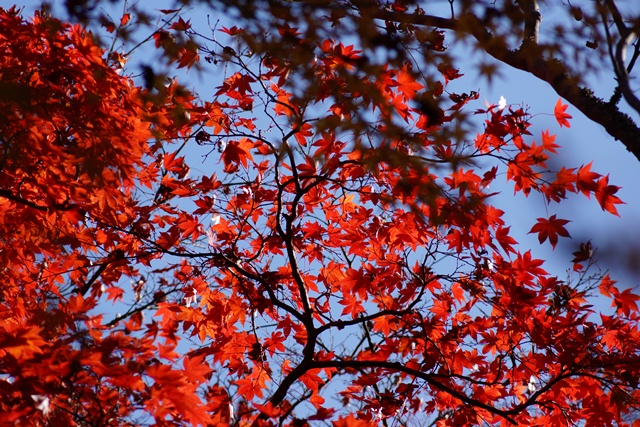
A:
[1,2,639,427]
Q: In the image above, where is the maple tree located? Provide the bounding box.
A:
[2,4,640,427]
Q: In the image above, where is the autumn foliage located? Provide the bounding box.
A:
[0,5,639,427]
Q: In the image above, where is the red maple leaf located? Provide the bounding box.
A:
[437,63,463,84]
[594,175,624,215]
[554,98,572,128]
[529,214,571,248]
[221,138,254,172]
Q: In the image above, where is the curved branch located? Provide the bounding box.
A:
[249,323,318,427]
[316,274,440,334]
[604,0,628,35]
[615,29,640,114]
[275,149,314,325]
[91,216,309,324]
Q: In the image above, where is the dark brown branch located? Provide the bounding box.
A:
[79,263,108,296]
[158,248,309,324]
[79,249,125,296]
[317,274,439,334]
[250,327,318,427]
[0,189,48,211]
[604,0,628,35]
[312,358,588,425]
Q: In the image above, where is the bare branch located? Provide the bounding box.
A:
[517,0,541,47]
[615,29,640,114]
[604,0,628,35]
[601,0,640,114]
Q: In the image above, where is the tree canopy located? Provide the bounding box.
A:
[48,0,640,161]
[1,2,639,427]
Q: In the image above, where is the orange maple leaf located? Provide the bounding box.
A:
[554,98,572,128]
[396,65,423,100]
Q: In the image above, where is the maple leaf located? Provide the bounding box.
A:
[234,369,270,401]
[178,215,202,241]
[254,402,282,417]
[102,20,116,33]
[554,98,572,128]
[271,84,297,116]
[529,215,571,248]
[339,293,365,318]
[215,72,256,98]
[221,138,254,172]
[576,162,601,196]
[300,369,325,394]
[120,13,131,26]
[153,29,175,49]
[220,26,243,35]
[395,65,423,100]
[495,226,518,254]
[600,275,640,316]
[104,286,125,301]
[437,63,463,84]
[263,331,286,355]
[389,93,412,122]
[0,325,47,359]
[170,17,191,31]
[612,288,640,316]
[594,175,624,215]
[541,129,559,153]
[308,406,336,420]
[177,41,200,69]
[571,241,592,263]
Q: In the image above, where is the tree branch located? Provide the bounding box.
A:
[601,0,640,115]
[372,8,640,162]
[517,0,541,47]
[0,189,48,211]
[249,326,318,427]
[615,30,640,113]
[314,358,519,425]
[0,189,76,212]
